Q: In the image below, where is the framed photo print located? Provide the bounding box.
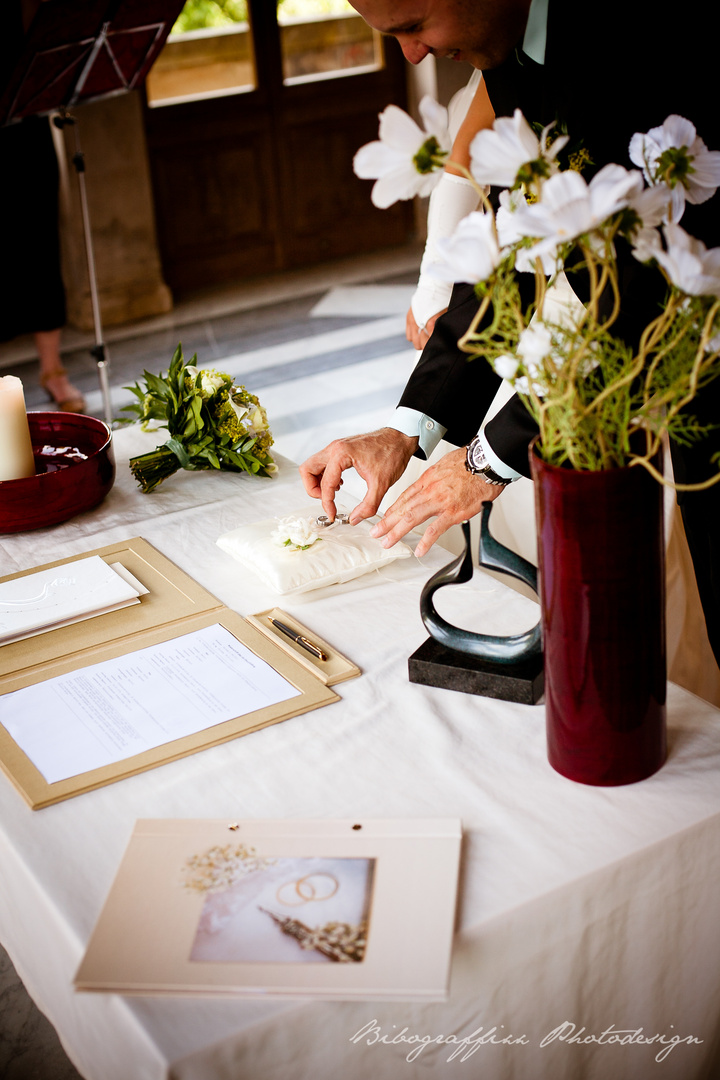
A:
[75,817,462,1000]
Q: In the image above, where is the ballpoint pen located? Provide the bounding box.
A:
[269,618,327,661]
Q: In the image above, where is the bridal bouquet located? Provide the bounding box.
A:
[119,344,276,492]
[354,102,720,485]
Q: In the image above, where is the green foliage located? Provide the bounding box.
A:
[171,0,353,33]
[464,238,720,479]
[119,344,276,493]
[173,0,249,33]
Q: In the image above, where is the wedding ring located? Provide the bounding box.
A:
[276,872,340,905]
[296,872,339,901]
[276,880,308,906]
[314,513,350,527]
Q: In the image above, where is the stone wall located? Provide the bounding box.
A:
[54,91,172,332]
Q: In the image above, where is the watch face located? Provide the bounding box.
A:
[466,437,507,484]
[468,438,487,472]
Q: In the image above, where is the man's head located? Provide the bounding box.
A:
[349,0,533,70]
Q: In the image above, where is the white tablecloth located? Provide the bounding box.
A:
[1,425,719,1080]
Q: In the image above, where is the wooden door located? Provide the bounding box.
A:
[143,3,413,294]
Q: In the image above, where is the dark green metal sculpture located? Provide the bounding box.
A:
[419,501,542,664]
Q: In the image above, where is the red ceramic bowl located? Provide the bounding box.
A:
[0,412,115,534]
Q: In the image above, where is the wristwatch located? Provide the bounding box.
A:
[464,435,510,486]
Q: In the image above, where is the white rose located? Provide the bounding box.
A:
[271,516,320,550]
[199,371,227,396]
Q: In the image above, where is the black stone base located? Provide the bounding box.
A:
[408,637,544,705]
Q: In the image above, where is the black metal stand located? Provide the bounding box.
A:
[52,109,113,426]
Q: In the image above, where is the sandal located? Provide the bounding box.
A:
[39,366,87,414]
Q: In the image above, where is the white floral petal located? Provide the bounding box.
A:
[507,110,540,158]
[685,149,720,202]
[587,164,640,220]
[688,148,720,182]
[654,224,720,296]
[668,184,687,223]
[418,95,450,148]
[469,109,543,188]
[514,245,557,275]
[686,183,717,206]
[628,132,647,169]
[370,167,420,208]
[429,212,500,283]
[540,170,589,211]
[631,226,662,263]
[353,140,405,179]
[415,171,444,198]
[630,183,672,226]
[662,114,697,149]
[377,105,424,154]
[545,133,569,162]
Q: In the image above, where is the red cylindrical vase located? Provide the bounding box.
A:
[531,452,667,785]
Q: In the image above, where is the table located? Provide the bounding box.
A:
[1,425,719,1080]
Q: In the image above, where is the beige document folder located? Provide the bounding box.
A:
[0,538,339,809]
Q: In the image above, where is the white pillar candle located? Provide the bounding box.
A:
[0,376,36,482]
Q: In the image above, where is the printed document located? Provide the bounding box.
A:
[0,624,300,782]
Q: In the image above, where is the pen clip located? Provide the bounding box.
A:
[299,636,326,660]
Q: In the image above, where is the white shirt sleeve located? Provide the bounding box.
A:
[389,407,447,460]
[477,429,523,481]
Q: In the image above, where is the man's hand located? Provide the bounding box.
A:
[405,307,446,351]
[299,428,418,524]
[369,446,505,557]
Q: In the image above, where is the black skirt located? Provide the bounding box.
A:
[0,114,67,342]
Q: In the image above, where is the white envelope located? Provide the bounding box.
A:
[0,555,147,646]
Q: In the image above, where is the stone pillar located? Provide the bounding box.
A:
[53,90,173,332]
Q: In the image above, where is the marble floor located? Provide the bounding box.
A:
[0,245,423,1080]
[1,245,424,510]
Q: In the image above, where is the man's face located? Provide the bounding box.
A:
[349,0,532,69]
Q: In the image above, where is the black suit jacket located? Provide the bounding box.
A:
[398,0,720,476]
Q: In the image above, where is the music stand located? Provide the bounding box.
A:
[0,0,186,425]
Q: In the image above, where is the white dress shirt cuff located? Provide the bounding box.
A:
[390,408,447,460]
[478,429,523,481]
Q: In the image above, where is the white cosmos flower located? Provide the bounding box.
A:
[495,188,526,246]
[627,180,673,228]
[651,223,720,297]
[496,190,559,274]
[469,109,568,190]
[353,96,451,208]
[427,211,501,284]
[631,226,663,265]
[629,115,720,223]
[511,164,642,263]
